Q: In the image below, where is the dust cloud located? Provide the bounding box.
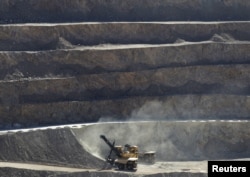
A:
[98,100,170,122]
[71,100,250,162]
[71,120,250,162]
[130,100,168,121]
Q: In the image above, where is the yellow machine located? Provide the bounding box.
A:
[100,135,155,171]
[100,135,138,170]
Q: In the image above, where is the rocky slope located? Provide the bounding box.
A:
[1,0,250,23]
[0,121,249,176]
[0,1,250,128]
[0,35,250,128]
[0,128,103,168]
[1,22,250,51]
[0,0,250,176]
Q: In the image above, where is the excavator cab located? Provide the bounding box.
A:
[114,146,123,154]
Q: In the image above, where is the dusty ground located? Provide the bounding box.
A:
[0,160,207,174]
[0,121,249,176]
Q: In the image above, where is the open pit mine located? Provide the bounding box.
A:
[0,0,250,177]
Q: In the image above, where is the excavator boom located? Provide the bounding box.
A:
[100,135,122,157]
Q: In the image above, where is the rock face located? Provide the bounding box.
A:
[1,22,250,51]
[1,0,250,23]
[1,1,250,177]
[0,1,250,128]
[0,128,103,168]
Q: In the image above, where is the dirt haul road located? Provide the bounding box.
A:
[0,161,207,174]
